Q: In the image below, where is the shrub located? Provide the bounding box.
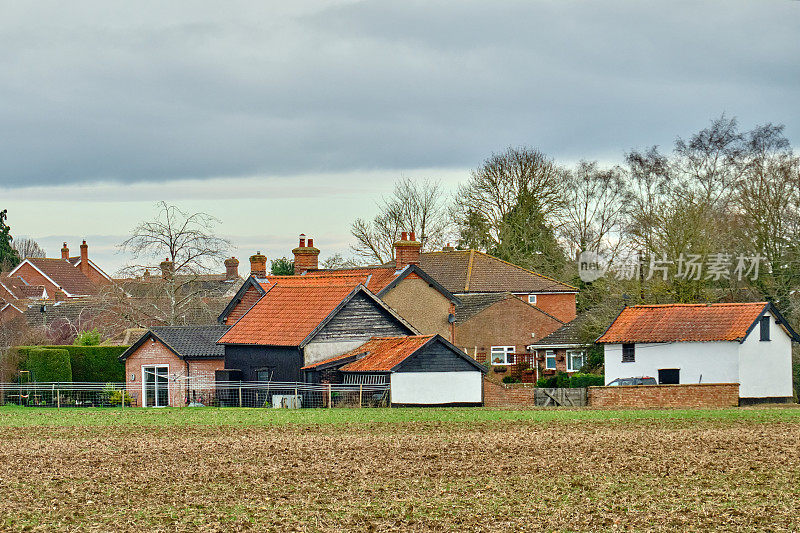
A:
[102,383,133,406]
[12,346,127,382]
[74,328,102,346]
[536,375,557,388]
[569,373,605,388]
[502,375,521,384]
[24,348,72,382]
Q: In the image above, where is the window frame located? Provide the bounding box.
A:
[545,349,557,370]
[527,294,537,305]
[142,364,169,408]
[566,349,585,372]
[490,346,515,365]
[622,343,635,363]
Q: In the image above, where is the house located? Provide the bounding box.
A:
[217,277,418,382]
[264,233,461,339]
[527,314,594,380]
[454,292,564,370]
[119,325,230,407]
[302,334,486,405]
[62,241,113,286]
[5,242,103,300]
[597,302,798,402]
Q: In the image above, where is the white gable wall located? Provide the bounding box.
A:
[604,342,740,386]
[737,312,793,398]
[391,371,483,404]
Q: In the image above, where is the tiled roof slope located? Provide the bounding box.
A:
[0,275,46,300]
[218,282,362,346]
[530,313,593,346]
[301,268,398,293]
[416,250,576,294]
[596,303,769,344]
[25,258,98,296]
[454,292,507,324]
[150,325,230,358]
[302,335,435,371]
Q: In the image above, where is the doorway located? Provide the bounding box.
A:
[658,368,680,385]
[142,365,169,407]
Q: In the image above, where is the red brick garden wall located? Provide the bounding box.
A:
[589,383,740,409]
[483,380,538,408]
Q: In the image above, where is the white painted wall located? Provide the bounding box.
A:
[603,311,794,399]
[737,312,793,398]
[604,342,740,386]
[304,340,365,366]
[390,371,483,404]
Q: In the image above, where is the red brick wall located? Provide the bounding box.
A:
[532,293,576,322]
[186,359,225,404]
[589,383,740,409]
[224,286,262,325]
[82,264,111,285]
[125,338,187,407]
[483,379,538,408]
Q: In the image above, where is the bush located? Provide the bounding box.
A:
[74,328,102,346]
[102,383,133,406]
[12,345,127,382]
[536,375,557,388]
[569,373,605,388]
[24,348,72,382]
[793,361,800,402]
[502,375,521,384]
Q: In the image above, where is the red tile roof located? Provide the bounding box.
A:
[302,335,435,371]
[300,267,400,293]
[218,281,363,346]
[596,303,769,343]
[20,258,98,296]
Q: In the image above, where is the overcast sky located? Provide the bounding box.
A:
[1,0,798,273]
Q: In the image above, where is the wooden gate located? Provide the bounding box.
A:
[534,387,587,407]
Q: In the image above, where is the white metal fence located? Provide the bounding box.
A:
[0,381,391,409]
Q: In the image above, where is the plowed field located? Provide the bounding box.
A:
[1,407,799,532]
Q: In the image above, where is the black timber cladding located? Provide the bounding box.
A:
[223,345,303,382]
[310,291,413,342]
[394,337,484,373]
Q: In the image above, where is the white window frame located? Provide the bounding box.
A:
[545,350,557,370]
[566,350,585,372]
[527,294,537,305]
[490,346,515,365]
[142,364,169,408]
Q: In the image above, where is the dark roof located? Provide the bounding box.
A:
[454,292,507,324]
[22,298,102,326]
[121,325,230,360]
[413,250,577,294]
[529,313,593,347]
[21,258,98,296]
[596,302,800,344]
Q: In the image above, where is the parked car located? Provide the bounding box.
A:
[607,376,657,386]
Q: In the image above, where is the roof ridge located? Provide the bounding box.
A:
[629,302,767,308]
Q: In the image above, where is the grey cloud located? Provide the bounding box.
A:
[0,0,797,187]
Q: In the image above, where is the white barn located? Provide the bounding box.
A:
[597,302,798,403]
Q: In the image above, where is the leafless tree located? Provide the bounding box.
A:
[351,178,451,263]
[11,238,46,259]
[453,147,568,251]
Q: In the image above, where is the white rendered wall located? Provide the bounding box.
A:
[304,340,365,366]
[390,372,483,404]
[737,312,793,398]
[603,342,740,386]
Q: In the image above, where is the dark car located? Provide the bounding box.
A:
[607,377,657,386]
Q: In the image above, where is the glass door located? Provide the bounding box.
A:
[143,366,169,407]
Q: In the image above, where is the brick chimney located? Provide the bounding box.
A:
[394,231,421,271]
[442,242,455,252]
[61,242,69,260]
[292,234,320,274]
[79,240,90,276]
[160,257,174,280]
[249,251,267,278]
[224,257,240,280]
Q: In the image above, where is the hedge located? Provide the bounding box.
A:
[536,371,604,388]
[24,348,72,382]
[9,346,128,382]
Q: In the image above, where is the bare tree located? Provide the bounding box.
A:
[116,202,232,326]
[12,238,46,259]
[350,178,451,263]
[453,147,568,251]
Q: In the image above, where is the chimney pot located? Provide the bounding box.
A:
[401,231,408,241]
[299,234,306,247]
[307,238,314,248]
[409,231,416,241]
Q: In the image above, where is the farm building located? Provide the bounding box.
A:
[597,302,798,402]
[302,334,486,405]
[119,325,230,407]
[217,278,418,382]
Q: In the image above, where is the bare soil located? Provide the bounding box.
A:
[1,417,799,531]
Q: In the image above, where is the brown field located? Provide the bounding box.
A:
[1,409,799,531]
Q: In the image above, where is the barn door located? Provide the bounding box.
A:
[658,368,680,385]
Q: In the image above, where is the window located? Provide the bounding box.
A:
[760,316,770,341]
[622,343,635,363]
[527,294,537,305]
[142,365,169,407]
[567,350,585,372]
[490,346,515,365]
[255,367,274,382]
[545,350,557,370]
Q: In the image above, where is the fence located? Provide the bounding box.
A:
[0,381,391,409]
